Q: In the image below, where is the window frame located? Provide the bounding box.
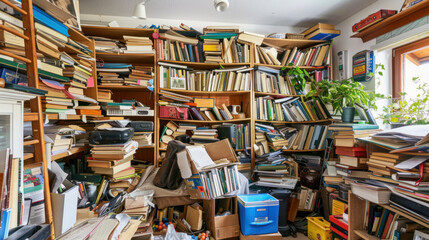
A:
[392,37,429,98]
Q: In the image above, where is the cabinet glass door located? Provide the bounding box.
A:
[0,115,11,151]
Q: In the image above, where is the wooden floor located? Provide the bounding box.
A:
[283,233,309,240]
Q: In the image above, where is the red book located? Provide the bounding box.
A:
[335,146,367,157]
[194,45,200,62]
[329,215,348,230]
[306,48,317,66]
[381,212,395,239]
[331,226,348,240]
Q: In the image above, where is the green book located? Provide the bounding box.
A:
[257,164,287,171]
[159,126,168,143]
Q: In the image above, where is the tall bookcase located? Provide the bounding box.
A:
[153,36,333,170]
[80,26,158,163]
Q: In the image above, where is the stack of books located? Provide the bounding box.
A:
[254,66,296,94]
[159,121,196,148]
[254,123,285,152]
[202,39,223,63]
[88,139,138,180]
[123,36,154,54]
[124,66,154,87]
[191,128,219,144]
[158,62,252,91]
[255,96,332,121]
[329,123,380,148]
[62,52,93,91]
[97,89,113,103]
[97,63,132,86]
[254,152,298,189]
[39,79,76,115]
[44,124,86,155]
[367,152,405,176]
[92,37,120,53]
[301,23,341,40]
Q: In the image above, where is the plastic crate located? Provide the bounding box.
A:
[237,194,279,235]
[307,217,332,240]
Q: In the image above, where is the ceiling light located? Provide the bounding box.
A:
[133,0,149,19]
[214,0,229,12]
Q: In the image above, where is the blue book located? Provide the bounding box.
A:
[0,209,11,239]
[376,209,390,238]
[99,63,132,69]
[200,33,238,39]
[30,4,69,37]
[309,33,340,40]
[293,100,311,121]
[186,44,194,62]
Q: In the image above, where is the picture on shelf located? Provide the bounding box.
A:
[170,77,186,90]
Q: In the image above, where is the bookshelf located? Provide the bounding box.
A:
[81,25,159,164]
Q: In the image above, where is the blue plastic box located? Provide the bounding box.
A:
[238,194,279,235]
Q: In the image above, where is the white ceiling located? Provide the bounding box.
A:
[79,0,378,27]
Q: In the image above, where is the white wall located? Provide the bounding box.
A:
[80,14,305,36]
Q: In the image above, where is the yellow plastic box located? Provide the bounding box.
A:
[307,217,332,240]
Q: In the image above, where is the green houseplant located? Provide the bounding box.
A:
[288,66,374,123]
[381,77,429,125]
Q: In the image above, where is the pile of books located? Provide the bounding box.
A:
[125,66,154,87]
[255,96,332,121]
[254,151,298,189]
[254,66,296,94]
[88,138,138,180]
[158,62,252,91]
[97,63,131,86]
[157,30,200,62]
[254,123,284,153]
[330,123,380,148]
[97,89,113,103]
[93,37,120,53]
[367,152,404,176]
[123,36,154,54]
[301,23,341,40]
[298,187,318,211]
[39,79,77,116]
[191,128,219,144]
[44,124,86,155]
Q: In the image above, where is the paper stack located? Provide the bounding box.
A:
[123,36,154,54]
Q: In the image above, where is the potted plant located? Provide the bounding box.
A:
[287,66,373,123]
[380,77,429,126]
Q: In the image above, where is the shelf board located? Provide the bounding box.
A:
[254,91,301,97]
[81,25,155,39]
[159,88,250,96]
[159,147,250,152]
[237,163,251,171]
[159,60,250,69]
[24,139,39,146]
[380,204,429,229]
[95,52,154,63]
[354,230,380,240]
[159,118,251,123]
[138,145,155,149]
[256,119,333,124]
[23,153,34,160]
[98,85,151,91]
[282,149,325,153]
[262,38,326,49]
[350,1,429,42]
[59,44,88,56]
[254,63,326,70]
[24,112,38,122]
[51,146,89,161]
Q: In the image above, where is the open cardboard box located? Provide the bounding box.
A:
[177,139,240,199]
[204,197,240,240]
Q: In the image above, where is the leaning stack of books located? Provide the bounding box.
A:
[367,152,405,176]
[124,66,154,87]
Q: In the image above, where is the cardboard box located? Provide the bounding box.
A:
[204,197,240,239]
[51,180,79,235]
[240,232,282,240]
[185,204,203,231]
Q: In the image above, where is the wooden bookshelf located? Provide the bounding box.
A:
[158,118,251,123]
[351,1,429,42]
[81,26,159,164]
[254,91,301,97]
[254,63,326,70]
[159,59,250,69]
[262,38,326,49]
[159,88,251,96]
[256,119,333,124]
[51,146,90,161]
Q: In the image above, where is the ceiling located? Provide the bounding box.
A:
[79,0,378,27]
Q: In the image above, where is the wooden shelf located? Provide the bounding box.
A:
[282,149,325,153]
[59,44,88,56]
[81,25,155,39]
[159,118,251,123]
[95,52,154,63]
[24,139,39,146]
[23,153,34,160]
[351,1,429,42]
[98,85,151,91]
[254,91,301,97]
[254,63,326,70]
[354,230,380,240]
[380,204,429,229]
[237,163,251,171]
[51,146,90,161]
[138,145,155,149]
[256,119,333,124]
[159,60,250,69]
[159,88,251,95]
[24,112,38,122]
[262,38,326,49]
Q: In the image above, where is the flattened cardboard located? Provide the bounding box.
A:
[239,232,282,240]
[185,204,203,231]
[204,197,240,239]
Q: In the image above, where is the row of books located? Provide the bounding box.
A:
[158,62,252,91]
[298,188,318,211]
[254,96,331,122]
[282,125,330,150]
[186,165,240,199]
[92,35,154,54]
[254,66,297,95]
[97,63,154,87]
[157,37,251,64]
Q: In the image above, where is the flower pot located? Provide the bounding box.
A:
[341,107,355,123]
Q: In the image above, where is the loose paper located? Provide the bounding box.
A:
[186,146,215,169]
[394,156,429,170]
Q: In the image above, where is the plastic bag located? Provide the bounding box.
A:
[153,224,192,240]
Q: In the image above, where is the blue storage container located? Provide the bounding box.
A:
[238,194,279,235]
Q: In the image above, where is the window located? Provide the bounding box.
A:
[392,37,429,98]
